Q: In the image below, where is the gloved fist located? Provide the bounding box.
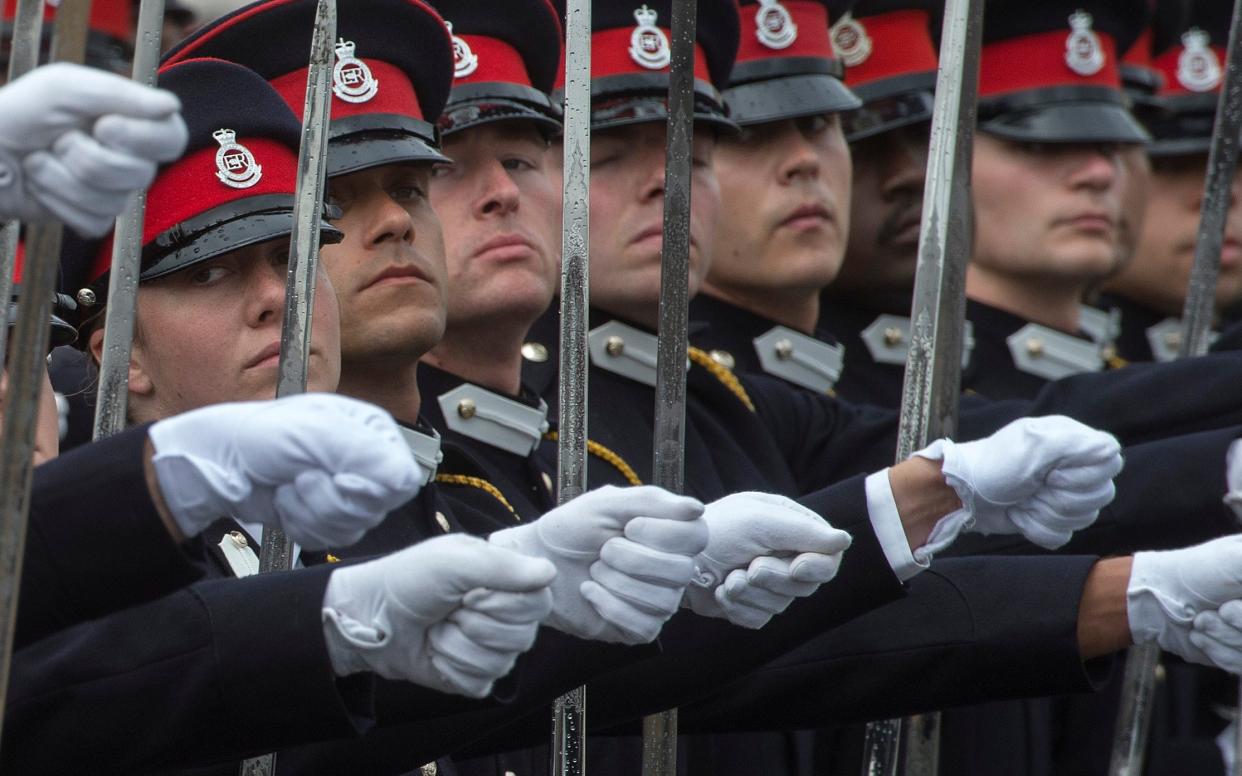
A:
[913,415,1122,561]
[321,534,556,698]
[1221,438,1242,522]
[0,64,187,236]
[682,492,851,628]
[1128,535,1242,670]
[148,394,423,549]
[489,485,707,644]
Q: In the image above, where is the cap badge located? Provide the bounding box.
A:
[629,5,671,70]
[332,39,380,104]
[212,129,262,190]
[1064,10,1104,76]
[830,13,872,67]
[1177,28,1221,92]
[447,22,479,79]
[755,0,797,50]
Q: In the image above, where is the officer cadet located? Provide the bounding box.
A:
[14,57,569,774]
[1099,0,1242,363]
[949,0,1149,399]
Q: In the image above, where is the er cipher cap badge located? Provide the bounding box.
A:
[1065,9,1105,76]
[333,38,380,103]
[830,13,871,67]
[213,128,263,189]
[448,21,479,79]
[755,0,798,50]
[1177,28,1222,92]
[629,5,671,70]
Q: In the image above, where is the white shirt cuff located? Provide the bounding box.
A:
[866,469,928,582]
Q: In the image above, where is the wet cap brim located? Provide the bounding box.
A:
[843,88,935,142]
[440,82,563,137]
[328,114,449,176]
[139,193,344,282]
[581,73,736,132]
[1141,101,1221,157]
[724,73,860,126]
[978,88,1150,144]
[6,303,78,348]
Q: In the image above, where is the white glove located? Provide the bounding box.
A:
[148,394,423,550]
[1218,716,1237,774]
[0,64,187,236]
[1128,535,1242,670]
[489,485,707,645]
[913,415,1122,561]
[321,534,556,698]
[682,492,852,628]
[1220,439,1242,523]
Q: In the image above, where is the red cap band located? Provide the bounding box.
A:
[452,34,533,87]
[841,10,936,89]
[89,137,299,284]
[590,27,710,82]
[735,1,832,65]
[980,28,1120,98]
[1154,42,1226,96]
[270,58,425,122]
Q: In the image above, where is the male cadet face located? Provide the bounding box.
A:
[321,162,449,364]
[971,134,1134,283]
[708,113,852,297]
[1118,153,1242,315]
[834,121,930,295]
[122,238,342,422]
[589,122,720,324]
[430,122,562,328]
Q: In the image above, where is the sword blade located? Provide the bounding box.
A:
[862,0,984,774]
[642,0,697,773]
[0,0,45,373]
[241,1,335,771]
[552,0,592,773]
[91,0,166,440]
[0,0,91,746]
[1108,1,1242,774]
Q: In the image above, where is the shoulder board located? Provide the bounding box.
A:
[399,425,443,485]
[1006,322,1103,380]
[752,325,843,393]
[861,313,974,369]
[589,320,660,387]
[438,383,550,457]
[1079,304,1121,346]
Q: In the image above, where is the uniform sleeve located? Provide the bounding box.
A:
[18,423,204,649]
[3,565,373,774]
[678,554,1112,731]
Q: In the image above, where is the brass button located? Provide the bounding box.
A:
[774,339,793,360]
[435,512,451,533]
[709,349,735,370]
[605,335,625,356]
[1164,331,1181,350]
[457,398,477,419]
[883,326,903,347]
[420,764,439,776]
[541,471,554,492]
[76,288,97,307]
[1026,338,1045,357]
[521,342,549,363]
[1154,662,1166,683]
[227,531,248,549]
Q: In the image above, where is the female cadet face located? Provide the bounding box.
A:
[103,238,342,424]
[587,122,720,327]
